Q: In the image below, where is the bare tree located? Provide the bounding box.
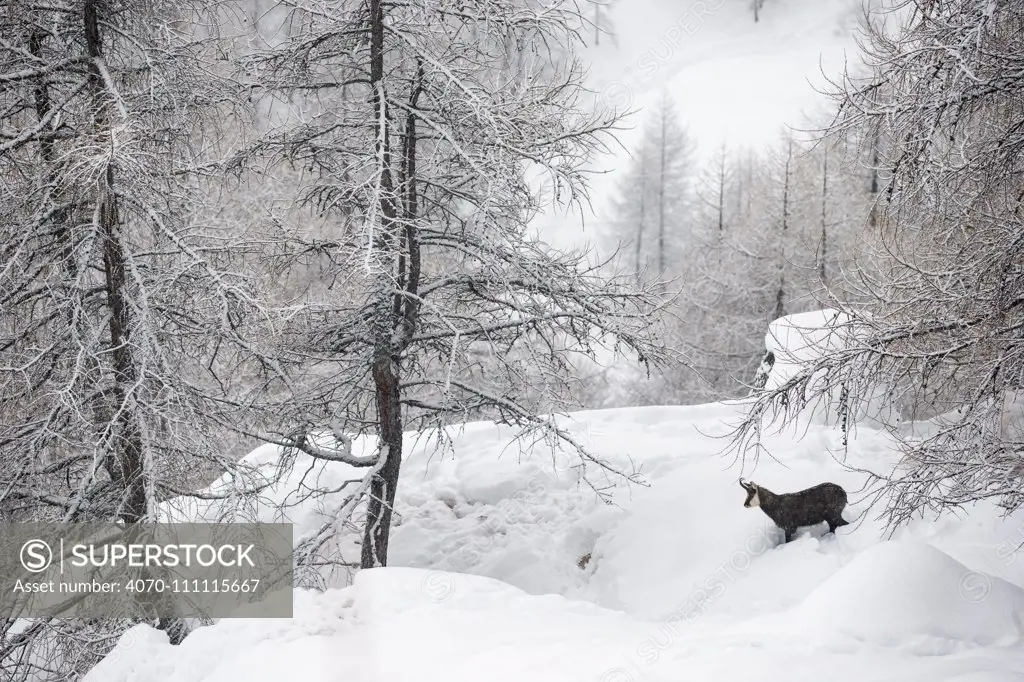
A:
[752,0,765,22]
[592,0,620,47]
[245,0,671,572]
[701,142,733,235]
[602,92,695,282]
[0,0,300,670]
[731,0,1024,528]
[771,135,794,320]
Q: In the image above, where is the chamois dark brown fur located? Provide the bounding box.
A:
[739,479,849,543]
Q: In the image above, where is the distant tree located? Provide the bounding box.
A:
[752,0,766,22]
[592,0,620,47]
[672,127,872,404]
[651,94,697,279]
[590,113,875,408]
[818,146,830,283]
[699,143,734,235]
[603,92,696,282]
[771,135,795,319]
[612,139,653,280]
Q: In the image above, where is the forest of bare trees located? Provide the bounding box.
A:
[2,0,1023,677]
[587,92,879,406]
[0,0,669,676]
[732,0,1024,530]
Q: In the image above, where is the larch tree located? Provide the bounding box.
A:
[680,142,766,399]
[751,0,766,22]
[0,0,300,668]
[592,0,620,46]
[668,127,872,405]
[245,0,671,572]
[731,0,1024,527]
[609,135,653,281]
[602,91,695,283]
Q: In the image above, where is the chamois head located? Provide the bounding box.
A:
[739,479,760,508]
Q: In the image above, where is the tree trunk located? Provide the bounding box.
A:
[717,150,726,233]
[774,137,792,321]
[819,148,828,283]
[868,129,880,228]
[362,355,403,568]
[657,109,667,278]
[99,165,148,524]
[86,0,189,642]
[635,152,647,281]
[85,0,148,525]
[361,0,405,569]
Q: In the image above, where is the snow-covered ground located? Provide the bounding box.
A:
[87,313,1024,682]
[585,0,865,151]
[82,3,1024,677]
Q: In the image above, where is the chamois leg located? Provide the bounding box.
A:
[783,527,796,543]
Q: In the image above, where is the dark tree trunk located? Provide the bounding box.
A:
[84,0,189,642]
[99,164,147,524]
[35,22,110,521]
[635,152,647,281]
[820,148,828,283]
[717,151,725,233]
[773,274,786,321]
[360,0,411,569]
[362,355,403,568]
[29,30,80,305]
[868,129,880,228]
[774,138,792,321]
[84,0,148,525]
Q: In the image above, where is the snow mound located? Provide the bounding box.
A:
[84,568,639,682]
[763,309,849,392]
[788,541,1024,646]
[580,404,885,622]
[761,309,897,426]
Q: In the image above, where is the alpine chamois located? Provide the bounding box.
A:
[739,479,849,543]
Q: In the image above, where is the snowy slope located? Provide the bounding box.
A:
[94,380,1024,681]
[540,0,868,251]
[85,566,1024,682]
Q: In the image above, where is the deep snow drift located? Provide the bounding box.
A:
[90,390,1024,682]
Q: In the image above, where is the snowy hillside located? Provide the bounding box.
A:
[542,0,869,250]
[92,356,1024,681]
[586,0,866,149]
